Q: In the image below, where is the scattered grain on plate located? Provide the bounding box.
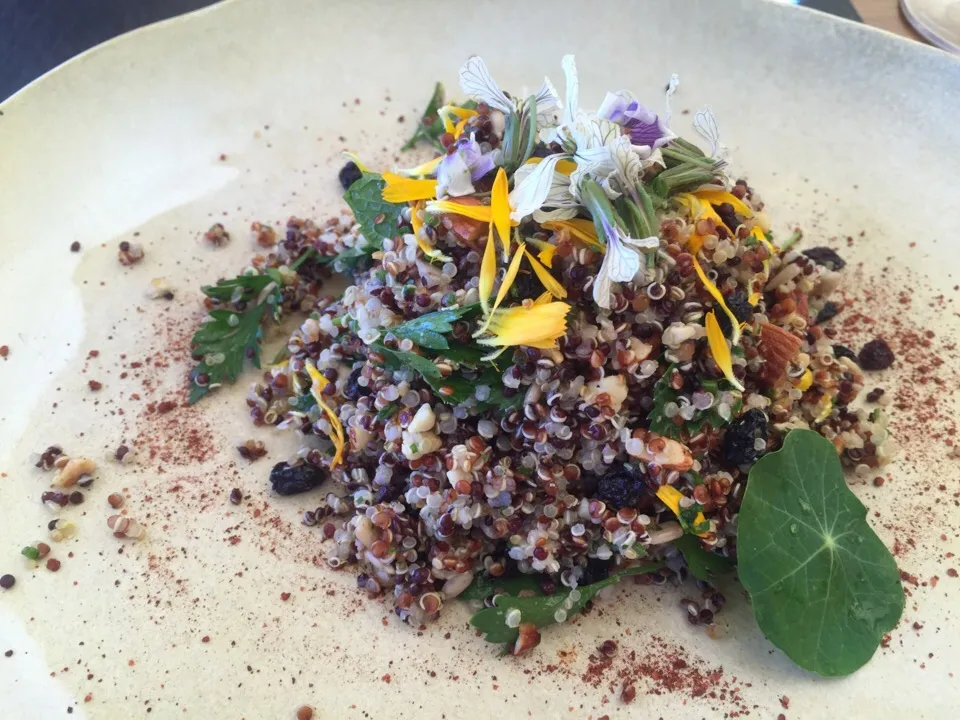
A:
[117,241,144,266]
[229,488,243,505]
[107,493,125,509]
[295,706,314,720]
[70,241,81,252]
[0,574,15,590]
[45,558,61,572]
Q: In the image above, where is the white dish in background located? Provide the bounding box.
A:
[1,0,959,717]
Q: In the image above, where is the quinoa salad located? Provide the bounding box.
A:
[186,56,905,675]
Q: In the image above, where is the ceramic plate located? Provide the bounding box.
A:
[2,0,959,717]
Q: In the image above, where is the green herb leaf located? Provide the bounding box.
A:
[343,172,406,246]
[673,534,734,582]
[470,563,664,644]
[460,574,546,602]
[389,305,479,351]
[371,344,442,381]
[738,429,904,676]
[647,366,741,439]
[439,344,487,366]
[189,273,281,404]
[401,82,445,151]
[21,546,39,562]
[375,403,399,422]
[315,243,378,272]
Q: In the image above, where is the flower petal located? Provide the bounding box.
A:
[524,246,567,299]
[560,55,579,127]
[479,223,496,314]
[382,172,437,203]
[494,241,526,313]
[509,154,567,221]
[525,238,557,267]
[476,301,570,347]
[542,219,603,250]
[459,56,513,114]
[604,234,642,283]
[342,152,370,173]
[426,199,492,223]
[436,152,476,198]
[751,225,778,255]
[394,156,442,178]
[705,311,744,392]
[655,485,708,537]
[525,156,578,176]
[492,167,511,256]
[306,362,346,468]
[693,188,753,218]
[692,255,741,344]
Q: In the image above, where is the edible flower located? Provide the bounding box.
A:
[428,168,514,257]
[705,311,744,391]
[476,239,526,334]
[655,485,709,538]
[458,56,559,117]
[436,134,498,197]
[437,104,478,137]
[580,176,658,309]
[542,218,603,250]
[381,172,438,203]
[523,245,567,299]
[305,361,346,469]
[475,299,571,359]
[411,200,451,262]
[394,155,443,178]
[691,255,741,344]
[597,90,675,151]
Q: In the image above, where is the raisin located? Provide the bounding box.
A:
[717,289,754,334]
[596,465,646,510]
[581,557,611,586]
[815,301,840,324]
[721,409,768,467]
[338,161,363,191]
[832,344,857,361]
[858,339,895,370]
[712,203,740,232]
[803,247,846,271]
[342,367,371,401]
[269,462,327,496]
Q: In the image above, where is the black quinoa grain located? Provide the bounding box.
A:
[0,574,14,590]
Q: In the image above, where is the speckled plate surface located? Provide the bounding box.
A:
[2,0,959,717]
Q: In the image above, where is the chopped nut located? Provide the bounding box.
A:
[53,457,96,488]
[512,623,541,656]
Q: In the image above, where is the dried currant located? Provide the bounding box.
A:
[338,161,363,191]
[858,339,895,370]
[815,301,840,324]
[721,409,768,467]
[596,465,646,510]
[269,462,327,496]
[832,344,857,362]
[803,246,846,271]
[717,289,754,334]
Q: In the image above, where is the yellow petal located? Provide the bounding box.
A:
[395,156,442,178]
[526,238,557,267]
[533,290,553,306]
[438,108,456,134]
[342,152,370,173]
[748,291,761,306]
[656,485,708,538]
[479,223,497,314]
[524,246,567,299]
[692,255,741,345]
[526,156,577,176]
[542,219,603,251]
[426,199,492,223]
[705,311,744,392]
[751,225,777,255]
[453,117,470,139]
[440,105,478,121]
[793,368,813,392]
[416,235,452,262]
[494,241,526,313]
[381,172,437,203]
[305,362,346,468]
[492,167,511,257]
[476,301,570,347]
[694,188,753,219]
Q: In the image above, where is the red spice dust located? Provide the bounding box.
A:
[280,592,291,601]
[381,673,391,684]
[947,568,958,578]
[88,380,103,391]
[201,636,210,644]
[780,695,791,709]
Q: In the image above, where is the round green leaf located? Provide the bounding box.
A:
[738,429,904,676]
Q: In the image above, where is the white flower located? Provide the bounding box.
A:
[459,56,559,116]
[507,154,567,222]
[592,227,659,310]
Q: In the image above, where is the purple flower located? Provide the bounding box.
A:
[436,134,498,197]
[597,91,673,150]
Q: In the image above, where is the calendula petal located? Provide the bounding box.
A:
[476,301,570,347]
[526,238,557,267]
[494,242,526,312]
[748,291,761,306]
[425,199,493,223]
[453,117,470,139]
[656,486,709,538]
[542,219,603,251]
[694,188,753,219]
[381,172,437,203]
[524,246,567,299]
[479,223,496,314]
[533,291,553,306]
[492,167,511,257]
[342,152,370,173]
[751,225,778,255]
[306,362,346,468]
[395,156,443,178]
[692,255,741,345]
[526,156,578,176]
[705,311,745,392]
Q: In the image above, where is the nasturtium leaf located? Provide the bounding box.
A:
[738,429,904,676]
[343,172,406,245]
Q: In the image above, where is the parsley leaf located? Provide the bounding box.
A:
[647,365,741,439]
[460,574,547,602]
[343,172,407,246]
[188,274,282,403]
[315,243,378,272]
[738,429,904,676]
[470,562,664,644]
[673,534,734,582]
[401,82,445,152]
[388,305,479,351]
[371,344,443,381]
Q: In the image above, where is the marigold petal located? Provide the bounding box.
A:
[306,362,346,468]
[479,223,497,314]
[525,156,578,176]
[395,156,443,178]
[493,241,526,313]
[526,238,557,267]
[453,117,470,139]
[705,311,744,391]
[381,172,437,202]
[342,152,370,173]
[751,225,777,255]
[492,167,511,257]
[524,246,567,299]
[692,255,741,345]
[656,486,709,537]
[694,188,753,219]
[476,301,570,347]
[425,199,492,223]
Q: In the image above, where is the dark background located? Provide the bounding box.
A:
[0,0,861,102]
